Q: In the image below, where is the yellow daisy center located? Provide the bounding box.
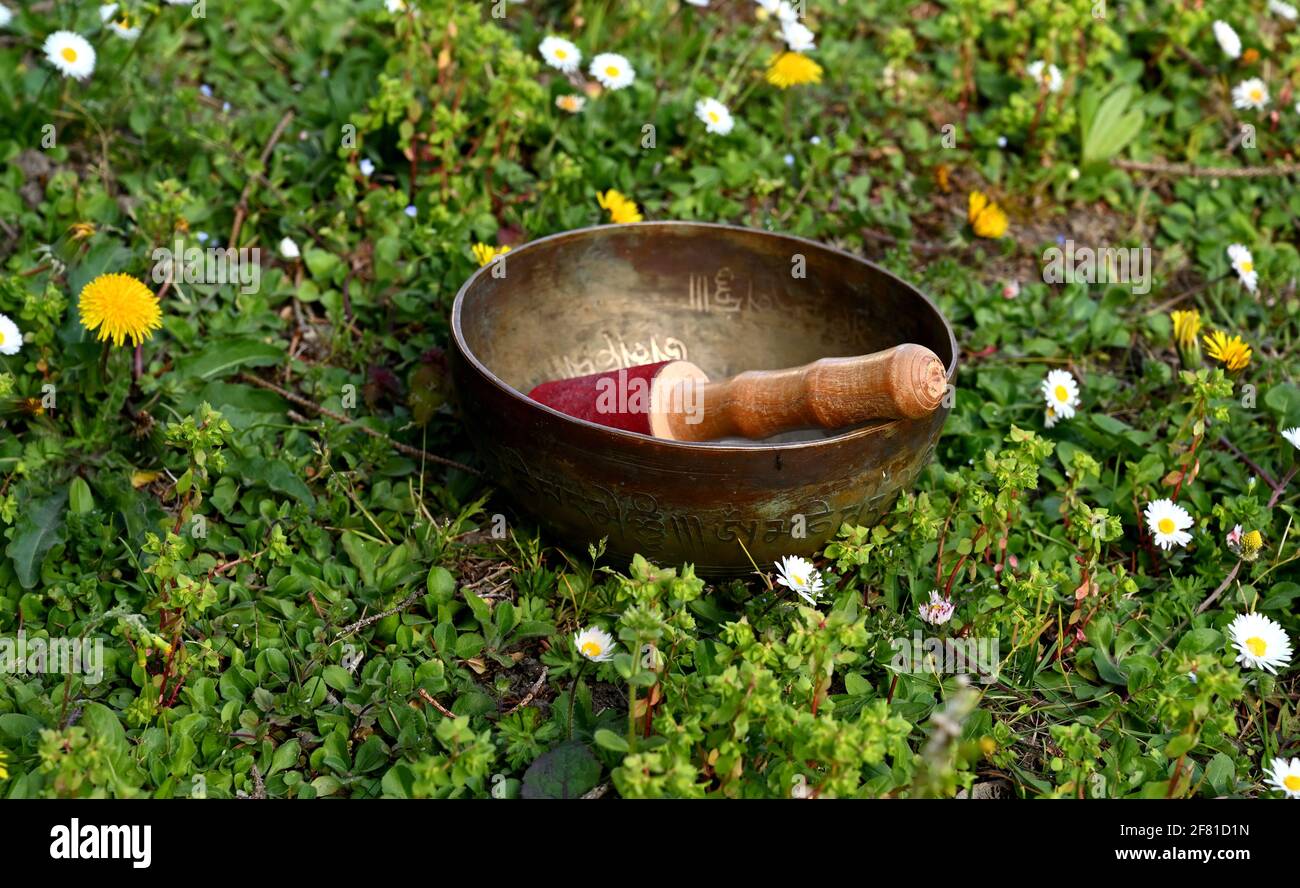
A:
[1286,775,1300,791]
[1250,88,1263,102]
[1245,637,1267,657]
[1240,261,1252,273]
[555,49,567,59]
[708,111,719,122]
[1157,517,1175,535]
[62,47,78,63]
[605,65,620,78]
[792,573,805,587]
[0,330,5,345]
[580,640,603,658]
[1054,385,1069,402]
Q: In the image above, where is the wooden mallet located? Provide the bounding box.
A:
[527,343,947,442]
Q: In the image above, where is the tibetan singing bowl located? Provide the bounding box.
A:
[450,222,958,575]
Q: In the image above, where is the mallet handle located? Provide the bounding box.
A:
[657,343,947,442]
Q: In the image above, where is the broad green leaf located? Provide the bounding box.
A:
[521,741,601,799]
[4,492,67,589]
[269,738,301,776]
[175,339,284,380]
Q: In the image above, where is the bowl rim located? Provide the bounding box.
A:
[451,221,959,454]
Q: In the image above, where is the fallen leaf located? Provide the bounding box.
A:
[131,471,160,489]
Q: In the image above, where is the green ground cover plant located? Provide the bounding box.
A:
[1,0,1298,799]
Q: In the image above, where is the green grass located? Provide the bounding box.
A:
[0,0,1298,798]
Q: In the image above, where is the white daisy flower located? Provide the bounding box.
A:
[1226,243,1258,292]
[1041,369,1081,420]
[573,626,616,662]
[694,97,734,135]
[0,5,12,29]
[1265,757,1300,798]
[1282,427,1300,450]
[279,237,301,259]
[100,4,142,40]
[1227,612,1293,674]
[685,0,710,6]
[1026,60,1063,93]
[589,52,635,90]
[757,1,798,21]
[385,0,406,11]
[1271,0,1298,20]
[539,36,581,74]
[1227,524,1243,548]
[1144,498,1194,550]
[780,19,816,52]
[0,313,23,356]
[555,94,586,113]
[774,555,824,606]
[918,590,955,626]
[1212,21,1241,59]
[1233,78,1270,110]
[43,31,96,81]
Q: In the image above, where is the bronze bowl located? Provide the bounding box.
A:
[451,222,957,575]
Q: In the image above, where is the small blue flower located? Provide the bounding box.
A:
[360,158,375,177]
[404,205,418,218]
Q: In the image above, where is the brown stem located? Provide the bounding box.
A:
[1267,466,1298,509]
[1217,436,1280,491]
[1195,560,1241,616]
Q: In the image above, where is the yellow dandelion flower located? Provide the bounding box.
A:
[765,52,823,89]
[597,189,642,224]
[1202,330,1251,372]
[69,222,97,240]
[471,243,510,267]
[1170,309,1201,351]
[77,273,163,347]
[968,191,1008,239]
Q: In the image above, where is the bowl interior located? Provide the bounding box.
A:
[457,223,955,441]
